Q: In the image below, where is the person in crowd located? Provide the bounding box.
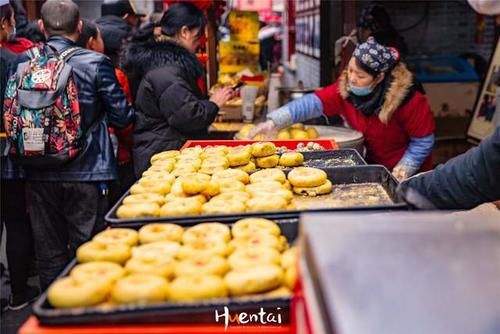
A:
[0,0,38,311]
[398,127,500,210]
[250,37,435,180]
[16,20,46,43]
[96,0,138,66]
[76,19,135,205]
[122,2,233,177]
[335,2,408,76]
[0,0,33,53]
[396,0,500,210]
[5,0,133,290]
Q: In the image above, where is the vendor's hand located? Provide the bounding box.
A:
[392,165,410,181]
[247,120,277,139]
[210,87,234,108]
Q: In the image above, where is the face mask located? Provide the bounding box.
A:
[349,83,373,96]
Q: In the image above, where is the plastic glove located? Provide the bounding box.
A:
[247,120,277,139]
[392,164,411,181]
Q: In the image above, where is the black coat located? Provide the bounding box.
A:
[398,126,500,209]
[123,40,218,176]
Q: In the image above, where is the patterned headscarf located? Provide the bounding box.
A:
[353,37,400,74]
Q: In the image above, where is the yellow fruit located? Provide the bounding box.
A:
[277,130,291,140]
[290,123,305,130]
[306,127,319,139]
[291,129,309,140]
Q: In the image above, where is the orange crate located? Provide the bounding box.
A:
[181,139,337,150]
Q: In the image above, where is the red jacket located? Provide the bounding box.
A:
[315,63,435,171]
[112,68,133,165]
[2,37,35,54]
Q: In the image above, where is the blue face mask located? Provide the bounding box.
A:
[349,84,373,96]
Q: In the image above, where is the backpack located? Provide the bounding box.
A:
[3,45,83,167]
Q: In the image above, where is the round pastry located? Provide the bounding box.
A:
[265,286,292,297]
[130,181,171,195]
[70,261,125,285]
[138,223,184,243]
[228,246,281,269]
[176,240,229,259]
[198,165,226,175]
[76,241,131,264]
[232,218,281,238]
[202,156,230,169]
[181,173,211,195]
[212,169,250,184]
[93,228,139,246]
[284,267,297,289]
[142,166,173,177]
[175,256,229,277]
[281,246,298,269]
[48,276,111,308]
[224,264,283,296]
[122,193,165,206]
[169,275,228,301]
[210,191,250,203]
[164,193,207,204]
[247,188,294,203]
[151,150,180,163]
[176,157,202,170]
[169,178,186,196]
[132,241,181,259]
[111,274,169,304]
[255,155,280,168]
[116,202,161,219]
[290,123,305,130]
[306,127,319,139]
[139,173,176,185]
[251,142,276,157]
[246,181,286,194]
[249,169,286,184]
[201,199,246,214]
[200,150,226,160]
[229,234,287,252]
[293,179,333,196]
[203,145,229,155]
[182,223,231,244]
[218,180,246,193]
[247,195,288,211]
[279,152,304,167]
[149,160,175,173]
[171,165,197,177]
[226,148,252,167]
[235,161,257,174]
[287,167,327,187]
[201,180,221,198]
[160,198,202,216]
[180,146,203,156]
[125,256,177,279]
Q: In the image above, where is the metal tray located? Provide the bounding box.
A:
[105,165,406,228]
[33,216,298,326]
[299,149,366,168]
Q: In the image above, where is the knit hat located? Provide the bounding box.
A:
[353,37,399,73]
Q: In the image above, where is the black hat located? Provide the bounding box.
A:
[353,37,399,74]
[101,0,136,17]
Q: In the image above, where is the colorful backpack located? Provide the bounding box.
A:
[3,46,83,167]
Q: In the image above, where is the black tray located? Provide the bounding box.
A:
[300,149,366,168]
[105,165,406,228]
[33,216,298,326]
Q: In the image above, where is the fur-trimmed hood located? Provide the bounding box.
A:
[338,63,414,123]
[122,39,204,85]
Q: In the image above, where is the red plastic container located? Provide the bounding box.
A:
[181,139,338,150]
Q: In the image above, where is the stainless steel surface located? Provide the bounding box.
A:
[301,211,500,334]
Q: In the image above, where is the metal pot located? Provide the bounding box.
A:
[277,81,317,106]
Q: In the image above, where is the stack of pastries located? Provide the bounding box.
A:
[116,143,332,219]
[47,219,298,308]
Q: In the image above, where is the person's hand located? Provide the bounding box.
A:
[392,165,410,181]
[210,87,234,108]
[247,120,277,139]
